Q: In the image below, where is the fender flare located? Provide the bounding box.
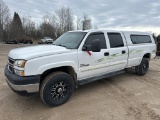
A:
[37,61,79,76]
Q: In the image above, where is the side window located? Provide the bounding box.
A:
[85,33,107,50]
[130,35,151,44]
[107,33,124,48]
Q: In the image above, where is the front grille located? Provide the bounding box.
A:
[8,57,15,73]
[8,57,15,65]
[8,65,14,73]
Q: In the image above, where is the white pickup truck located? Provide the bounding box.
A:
[41,37,53,43]
[5,30,156,107]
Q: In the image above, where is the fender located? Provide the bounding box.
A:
[37,61,79,76]
[139,51,151,64]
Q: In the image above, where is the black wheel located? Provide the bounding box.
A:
[40,71,74,107]
[135,58,149,76]
[30,41,33,44]
[14,41,17,44]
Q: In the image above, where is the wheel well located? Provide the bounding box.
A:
[143,53,151,60]
[40,66,77,84]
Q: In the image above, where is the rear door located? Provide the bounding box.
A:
[106,32,128,71]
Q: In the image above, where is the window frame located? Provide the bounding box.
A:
[130,34,152,44]
[107,32,124,48]
[83,32,107,50]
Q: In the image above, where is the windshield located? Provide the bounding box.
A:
[53,32,87,49]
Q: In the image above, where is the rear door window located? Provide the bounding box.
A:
[107,33,124,48]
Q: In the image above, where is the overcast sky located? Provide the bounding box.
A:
[5,0,160,34]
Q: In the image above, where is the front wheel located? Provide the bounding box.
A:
[135,58,149,76]
[40,71,74,107]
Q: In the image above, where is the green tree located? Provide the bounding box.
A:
[10,12,24,39]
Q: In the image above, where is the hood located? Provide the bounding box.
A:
[8,45,72,60]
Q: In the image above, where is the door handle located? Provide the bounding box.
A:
[122,50,126,54]
[104,52,109,56]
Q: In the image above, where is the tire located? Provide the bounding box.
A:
[40,71,74,107]
[30,41,33,44]
[135,58,149,76]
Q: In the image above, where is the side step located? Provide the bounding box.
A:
[77,70,125,85]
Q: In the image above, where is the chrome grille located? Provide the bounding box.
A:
[8,57,15,65]
[8,65,14,73]
[8,57,15,73]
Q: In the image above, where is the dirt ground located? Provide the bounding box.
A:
[0,44,160,120]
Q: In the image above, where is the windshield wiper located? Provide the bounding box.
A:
[57,44,67,48]
[53,44,67,48]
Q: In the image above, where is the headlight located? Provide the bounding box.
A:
[14,69,25,76]
[14,60,26,68]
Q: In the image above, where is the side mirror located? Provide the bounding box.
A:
[82,46,87,51]
[82,45,91,51]
[91,39,101,52]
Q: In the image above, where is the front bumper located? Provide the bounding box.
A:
[5,66,40,95]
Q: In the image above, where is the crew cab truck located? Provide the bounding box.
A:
[5,30,156,107]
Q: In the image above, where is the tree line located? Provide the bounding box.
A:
[0,0,92,42]
[1,0,160,43]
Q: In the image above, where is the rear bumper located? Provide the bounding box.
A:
[5,65,40,95]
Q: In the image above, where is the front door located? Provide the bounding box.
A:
[78,32,110,80]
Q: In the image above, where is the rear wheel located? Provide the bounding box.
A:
[14,41,17,44]
[135,58,149,76]
[40,71,74,107]
[30,41,33,44]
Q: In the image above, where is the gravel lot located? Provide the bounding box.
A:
[0,44,160,120]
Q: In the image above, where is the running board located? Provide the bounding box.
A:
[77,70,125,85]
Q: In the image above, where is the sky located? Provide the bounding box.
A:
[5,0,160,34]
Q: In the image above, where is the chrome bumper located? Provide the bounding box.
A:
[6,78,39,93]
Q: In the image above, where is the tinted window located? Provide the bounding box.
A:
[85,33,107,50]
[107,33,124,48]
[130,35,151,44]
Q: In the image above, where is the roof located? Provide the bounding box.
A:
[68,29,151,35]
